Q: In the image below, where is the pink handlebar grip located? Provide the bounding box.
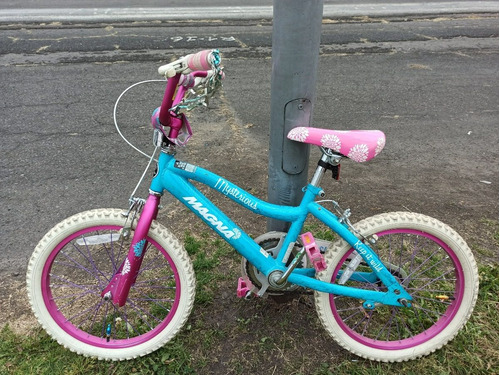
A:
[186,50,213,71]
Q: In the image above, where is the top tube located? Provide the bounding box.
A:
[152,153,325,223]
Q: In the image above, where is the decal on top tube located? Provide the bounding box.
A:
[214,178,259,210]
[174,161,197,173]
[183,196,240,239]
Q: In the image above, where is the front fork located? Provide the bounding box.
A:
[101,193,160,307]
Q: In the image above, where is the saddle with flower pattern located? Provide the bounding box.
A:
[287,127,386,163]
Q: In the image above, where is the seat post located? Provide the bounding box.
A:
[311,150,343,187]
[310,154,330,187]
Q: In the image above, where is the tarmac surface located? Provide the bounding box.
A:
[0,1,498,22]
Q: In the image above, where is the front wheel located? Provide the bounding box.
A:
[315,212,478,362]
[27,208,195,360]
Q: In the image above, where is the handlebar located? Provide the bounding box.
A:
[158,49,220,77]
[153,49,224,146]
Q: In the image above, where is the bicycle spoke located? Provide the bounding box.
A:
[402,247,443,281]
[49,273,99,293]
[57,249,105,286]
[70,299,105,330]
[414,295,453,307]
[374,308,396,341]
[51,290,97,311]
[126,300,163,328]
[74,237,111,282]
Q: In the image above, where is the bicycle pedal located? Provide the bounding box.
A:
[237,277,254,299]
[300,232,327,272]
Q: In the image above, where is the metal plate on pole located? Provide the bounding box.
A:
[282,98,311,175]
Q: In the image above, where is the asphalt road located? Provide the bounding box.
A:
[1,2,498,23]
[2,0,496,8]
[0,11,498,278]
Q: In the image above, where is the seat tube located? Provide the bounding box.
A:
[101,193,161,307]
[310,154,328,187]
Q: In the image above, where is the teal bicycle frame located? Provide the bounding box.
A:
[139,150,413,308]
[102,59,411,309]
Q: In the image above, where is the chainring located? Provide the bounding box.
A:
[241,232,306,295]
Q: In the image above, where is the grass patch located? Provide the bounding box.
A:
[0,325,197,375]
[2,233,498,375]
[184,231,236,305]
[305,220,338,242]
[470,219,499,262]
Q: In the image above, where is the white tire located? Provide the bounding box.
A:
[315,212,478,362]
[27,208,195,360]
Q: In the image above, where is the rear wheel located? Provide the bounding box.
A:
[27,208,195,360]
[315,212,478,362]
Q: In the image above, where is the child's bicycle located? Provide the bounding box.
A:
[27,50,479,362]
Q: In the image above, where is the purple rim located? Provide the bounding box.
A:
[41,225,181,349]
[329,228,465,350]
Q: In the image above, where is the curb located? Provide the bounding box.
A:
[0,2,498,23]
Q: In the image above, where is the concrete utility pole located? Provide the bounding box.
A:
[267,0,324,231]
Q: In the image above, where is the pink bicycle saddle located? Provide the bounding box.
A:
[287,126,386,163]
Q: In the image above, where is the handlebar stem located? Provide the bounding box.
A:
[159,73,181,127]
[155,58,219,144]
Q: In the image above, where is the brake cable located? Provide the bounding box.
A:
[113,79,165,160]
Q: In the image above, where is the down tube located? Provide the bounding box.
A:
[160,172,277,275]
